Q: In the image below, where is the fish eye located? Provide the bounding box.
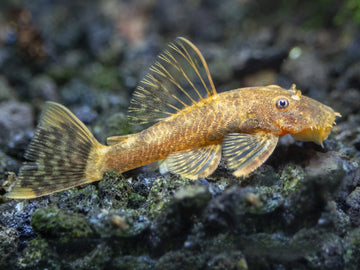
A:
[275,98,289,111]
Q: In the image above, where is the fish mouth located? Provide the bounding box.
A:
[291,112,341,146]
[291,125,333,145]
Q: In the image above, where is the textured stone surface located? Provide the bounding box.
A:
[0,1,359,269]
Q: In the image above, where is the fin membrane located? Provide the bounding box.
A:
[128,37,217,126]
[6,102,104,199]
[162,144,221,179]
[222,132,278,177]
[107,135,132,145]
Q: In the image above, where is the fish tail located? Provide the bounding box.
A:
[6,102,108,199]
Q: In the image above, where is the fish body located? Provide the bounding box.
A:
[6,38,341,199]
[105,86,337,171]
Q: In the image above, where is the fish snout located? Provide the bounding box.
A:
[291,104,341,145]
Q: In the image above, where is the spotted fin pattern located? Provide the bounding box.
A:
[128,37,217,126]
[6,102,104,199]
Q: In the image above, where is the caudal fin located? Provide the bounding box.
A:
[6,102,107,199]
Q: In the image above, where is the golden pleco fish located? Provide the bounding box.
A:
[6,37,341,199]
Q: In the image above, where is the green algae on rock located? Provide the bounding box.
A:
[343,228,360,269]
[1,0,359,269]
[31,207,93,240]
[17,238,60,270]
[146,175,193,218]
[98,170,134,209]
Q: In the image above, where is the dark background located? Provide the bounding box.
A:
[0,1,359,269]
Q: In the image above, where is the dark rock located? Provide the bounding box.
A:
[281,151,346,230]
[232,46,288,78]
[17,237,60,270]
[149,185,211,254]
[80,62,123,90]
[0,76,17,101]
[336,62,360,91]
[0,1,359,269]
[333,34,360,74]
[290,229,344,270]
[346,187,360,226]
[0,199,47,255]
[118,42,159,90]
[331,87,360,118]
[237,233,294,269]
[111,255,155,270]
[0,151,20,186]
[0,101,34,158]
[88,208,150,255]
[31,207,93,239]
[0,48,12,71]
[334,114,360,152]
[86,18,114,56]
[155,233,247,270]
[204,186,284,234]
[127,192,146,209]
[204,187,247,232]
[67,243,111,270]
[31,1,101,52]
[60,79,96,107]
[0,225,19,269]
[282,47,329,97]
[304,151,345,186]
[322,201,351,236]
[242,69,278,87]
[97,170,133,209]
[29,75,59,102]
[81,173,151,244]
[343,228,360,269]
[207,250,247,270]
[146,175,193,218]
[155,249,206,270]
[96,37,125,66]
[72,105,98,125]
[154,0,226,42]
[55,185,100,214]
[48,50,88,84]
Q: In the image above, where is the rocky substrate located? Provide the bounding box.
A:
[0,1,360,269]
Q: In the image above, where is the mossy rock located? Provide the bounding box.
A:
[31,207,93,240]
[98,170,134,209]
[344,228,360,269]
[146,175,192,218]
[17,238,60,270]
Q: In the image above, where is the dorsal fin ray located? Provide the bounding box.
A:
[128,37,217,126]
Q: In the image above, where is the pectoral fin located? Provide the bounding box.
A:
[163,144,221,179]
[222,132,278,177]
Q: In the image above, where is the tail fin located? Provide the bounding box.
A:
[6,102,107,199]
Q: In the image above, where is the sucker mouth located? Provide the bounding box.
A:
[292,111,341,146]
[292,126,330,146]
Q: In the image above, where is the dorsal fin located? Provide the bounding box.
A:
[128,37,217,126]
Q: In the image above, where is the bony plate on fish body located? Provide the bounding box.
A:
[6,37,341,199]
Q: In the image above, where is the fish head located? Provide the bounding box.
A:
[264,84,341,145]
